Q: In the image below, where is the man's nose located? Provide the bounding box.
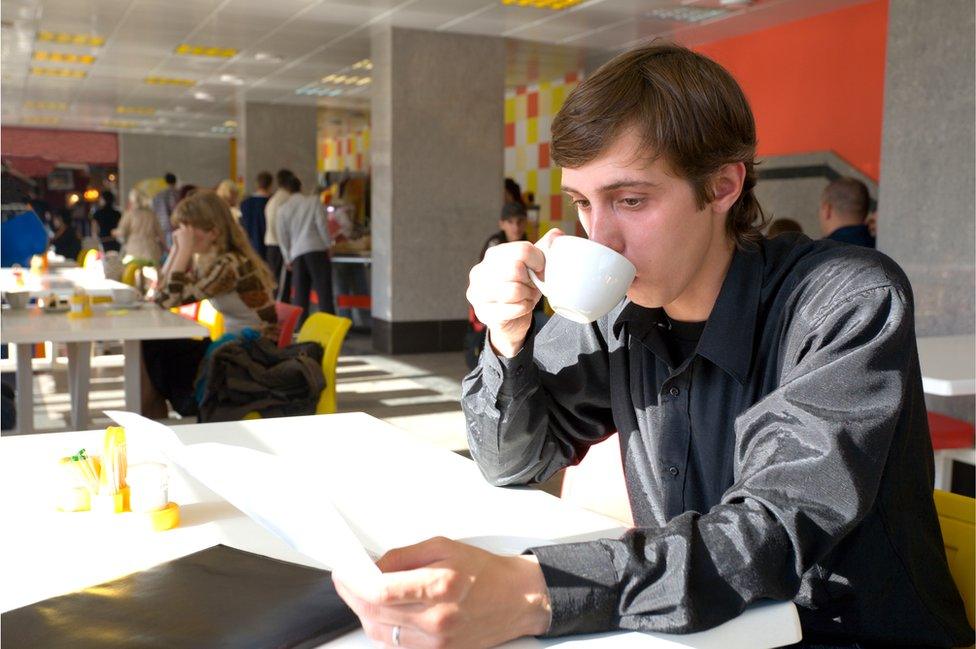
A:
[587,209,624,253]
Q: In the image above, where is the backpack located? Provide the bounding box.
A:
[198,336,325,422]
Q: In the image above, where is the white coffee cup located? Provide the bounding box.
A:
[4,290,31,310]
[529,236,636,324]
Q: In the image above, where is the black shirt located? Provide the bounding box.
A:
[91,206,121,241]
[462,233,971,646]
[827,224,875,248]
[660,317,705,368]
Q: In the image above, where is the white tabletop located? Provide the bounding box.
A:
[0,413,801,648]
[0,303,208,344]
[0,267,129,298]
[0,413,624,615]
[917,335,976,396]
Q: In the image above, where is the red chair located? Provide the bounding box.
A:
[275,302,303,348]
[929,412,975,491]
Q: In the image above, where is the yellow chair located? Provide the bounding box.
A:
[76,248,91,265]
[197,299,225,340]
[81,248,101,270]
[296,312,352,414]
[934,489,975,630]
[121,259,153,287]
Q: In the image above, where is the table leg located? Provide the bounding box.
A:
[123,339,141,413]
[66,341,92,430]
[14,343,34,435]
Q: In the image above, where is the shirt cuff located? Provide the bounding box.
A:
[529,541,619,636]
[483,328,536,396]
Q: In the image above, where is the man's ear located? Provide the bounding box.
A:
[709,162,746,214]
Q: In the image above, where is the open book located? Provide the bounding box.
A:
[106,411,802,649]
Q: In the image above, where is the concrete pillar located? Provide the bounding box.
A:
[370,27,506,354]
[877,0,975,422]
[238,102,317,195]
[118,132,229,206]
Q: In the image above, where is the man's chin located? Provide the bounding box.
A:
[625,288,665,309]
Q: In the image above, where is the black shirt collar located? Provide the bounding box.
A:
[613,243,763,384]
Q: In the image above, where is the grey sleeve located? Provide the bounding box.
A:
[529,284,914,636]
[461,316,617,488]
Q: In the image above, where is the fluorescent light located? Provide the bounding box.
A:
[30,66,86,79]
[33,51,96,65]
[24,100,67,111]
[254,52,283,63]
[144,76,196,86]
[223,120,237,127]
[24,116,60,125]
[193,90,214,102]
[116,105,156,115]
[219,74,244,85]
[646,7,729,22]
[501,0,583,9]
[175,44,237,58]
[36,31,104,47]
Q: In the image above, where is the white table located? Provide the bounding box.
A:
[0,305,208,434]
[917,335,976,397]
[0,266,128,299]
[0,414,801,648]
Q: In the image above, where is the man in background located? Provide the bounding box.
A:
[152,172,179,249]
[240,171,272,259]
[818,176,875,248]
[264,169,296,302]
[91,190,121,252]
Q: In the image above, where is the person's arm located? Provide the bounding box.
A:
[276,200,291,262]
[315,202,331,248]
[154,237,239,308]
[528,279,916,636]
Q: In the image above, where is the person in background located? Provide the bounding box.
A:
[264,169,297,302]
[818,177,875,248]
[766,218,803,237]
[480,202,529,260]
[152,172,179,249]
[215,179,242,221]
[50,211,81,261]
[335,43,971,649]
[90,190,122,252]
[177,184,198,203]
[27,188,53,228]
[239,171,272,259]
[115,188,164,265]
[504,177,526,208]
[142,191,277,418]
[275,174,334,323]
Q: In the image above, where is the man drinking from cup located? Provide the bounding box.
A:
[333,43,972,648]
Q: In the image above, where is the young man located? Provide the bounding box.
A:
[152,172,179,249]
[479,201,529,261]
[819,176,875,248]
[334,44,972,648]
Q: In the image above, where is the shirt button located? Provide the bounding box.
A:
[516,366,524,376]
[668,466,679,477]
[669,386,680,397]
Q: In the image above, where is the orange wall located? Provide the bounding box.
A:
[695,0,888,181]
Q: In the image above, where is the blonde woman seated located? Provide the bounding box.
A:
[142,190,277,419]
[114,188,165,266]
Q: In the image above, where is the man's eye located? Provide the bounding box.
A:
[573,200,591,209]
[620,198,643,208]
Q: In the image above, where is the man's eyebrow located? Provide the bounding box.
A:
[561,180,659,194]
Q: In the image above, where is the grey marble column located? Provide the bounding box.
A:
[370,27,506,354]
[877,0,975,422]
[239,102,317,195]
[119,133,229,206]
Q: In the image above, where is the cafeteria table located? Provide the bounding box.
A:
[1,304,208,434]
[0,413,801,648]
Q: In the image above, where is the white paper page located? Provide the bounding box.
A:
[105,411,380,588]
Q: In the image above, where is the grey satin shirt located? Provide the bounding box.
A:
[461,234,972,647]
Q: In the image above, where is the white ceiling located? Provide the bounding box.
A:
[1,0,867,138]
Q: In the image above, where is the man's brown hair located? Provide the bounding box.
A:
[551,42,766,247]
